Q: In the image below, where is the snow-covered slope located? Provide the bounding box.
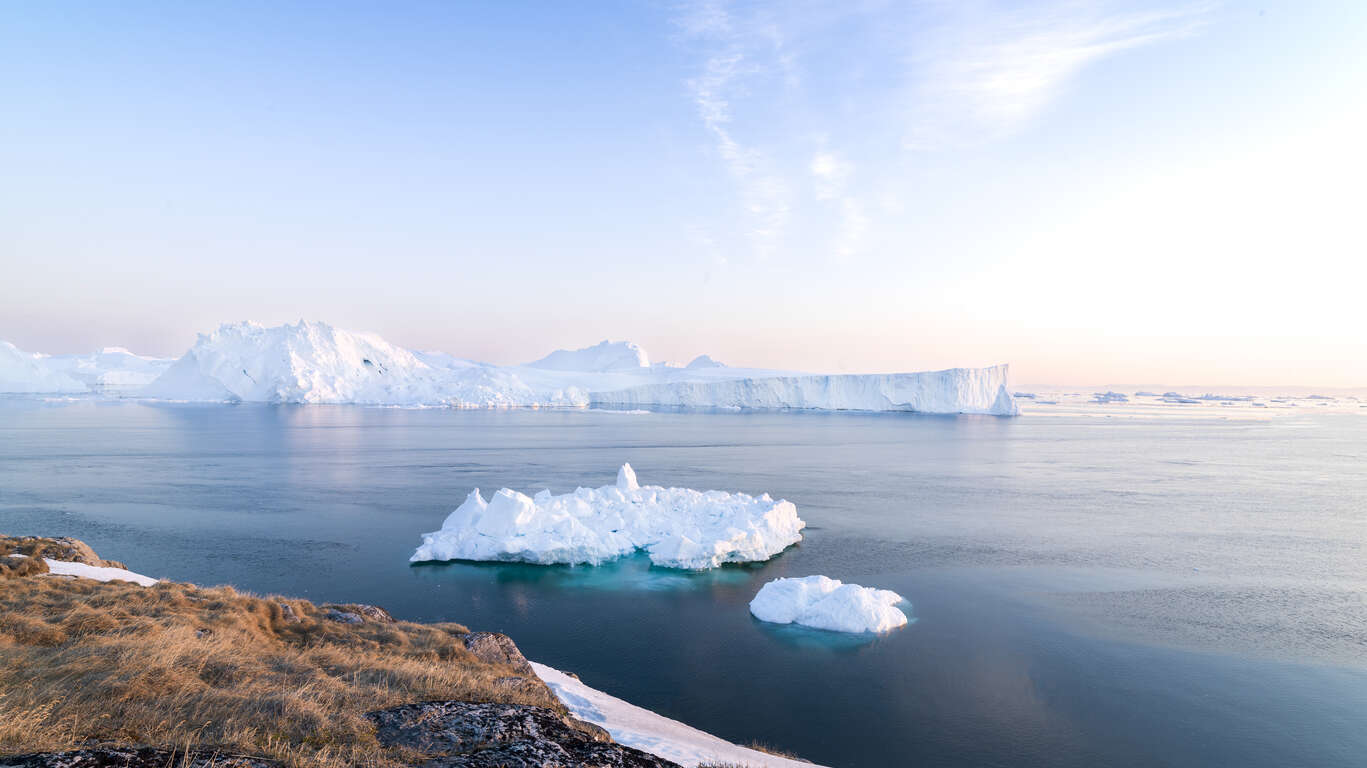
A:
[592,365,1019,415]
[525,340,650,371]
[749,575,909,633]
[533,661,825,768]
[0,341,86,393]
[410,463,805,569]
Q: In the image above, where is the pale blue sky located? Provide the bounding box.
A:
[3,1,1363,386]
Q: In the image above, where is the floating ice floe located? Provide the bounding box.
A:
[410,464,805,569]
[749,575,909,633]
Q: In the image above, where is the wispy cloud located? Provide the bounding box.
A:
[680,3,793,259]
[905,3,1209,148]
[675,1,1210,260]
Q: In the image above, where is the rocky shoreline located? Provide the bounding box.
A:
[0,535,687,768]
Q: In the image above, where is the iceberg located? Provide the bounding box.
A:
[4,320,1019,415]
[410,464,805,569]
[749,575,909,633]
[2,341,173,396]
[591,366,1019,415]
[0,341,86,393]
[44,347,174,394]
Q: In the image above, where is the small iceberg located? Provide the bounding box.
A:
[749,575,909,633]
[410,464,805,570]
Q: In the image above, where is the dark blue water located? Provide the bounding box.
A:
[2,400,1365,768]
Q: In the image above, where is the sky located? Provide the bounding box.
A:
[2,0,1364,387]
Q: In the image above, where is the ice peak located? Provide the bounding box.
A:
[685,354,725,369]
[616,462,639,492]
[526,340,650,372]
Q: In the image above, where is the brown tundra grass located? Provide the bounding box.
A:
[0,539,565,768]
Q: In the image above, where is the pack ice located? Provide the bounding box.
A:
[410,464,805,569]
[3,320,1019,415]
[749,575,910,633]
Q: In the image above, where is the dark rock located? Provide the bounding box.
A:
[320,602,395,623]
[0,747,279,768]
[275,602,301,624]
[323,608,364,624]
[367,700,678,768]
[462,631,534,675]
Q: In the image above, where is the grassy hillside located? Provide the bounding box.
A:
[0,535,573,768]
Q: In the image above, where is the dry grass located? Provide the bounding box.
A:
[0,538,567,768]
[1,535,127,570]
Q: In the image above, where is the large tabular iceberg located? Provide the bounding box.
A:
[749,575,910,633]
[2,320,1019,415]
[410,464,805,569]
[592,367,1018,415]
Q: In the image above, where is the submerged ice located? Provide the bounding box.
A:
[749,575,910,633]
[410,464,805,569]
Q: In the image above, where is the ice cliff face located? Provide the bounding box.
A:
[3,320,1018,415]
[590,366,1019,416]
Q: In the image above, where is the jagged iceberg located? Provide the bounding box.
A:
[749,575,910,633]
[410,464,805,569]
[1,320,1019,415]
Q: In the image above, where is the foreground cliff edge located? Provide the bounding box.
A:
[0,536,820,768]
[2,320,1019,415]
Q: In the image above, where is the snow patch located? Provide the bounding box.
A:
[43,558,159,587]
[532,661,826,768]
[410,465,804,569]
[749,575,909,633]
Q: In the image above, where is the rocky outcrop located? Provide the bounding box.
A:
[367,700,678,767]
[322,602,396,623]
[0,748,279,768]
[1,536,126,570]
[461,631,534,675]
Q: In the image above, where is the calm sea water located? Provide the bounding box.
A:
[2,400,1365,768]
